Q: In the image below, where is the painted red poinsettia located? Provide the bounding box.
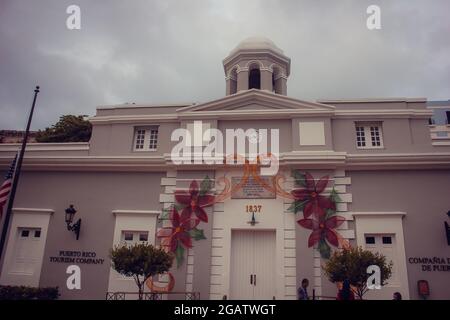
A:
[157,207,199,252]
[297,215,345,247]
[291,172,335,218]
[175,180,214,223]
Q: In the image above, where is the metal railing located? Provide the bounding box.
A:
[106,291,200,300]
[312,295,337,300]
[311,289,336,300]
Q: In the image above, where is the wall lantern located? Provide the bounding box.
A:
[65,204,81,240]
[445,211,450,246]
[247,211,259,226]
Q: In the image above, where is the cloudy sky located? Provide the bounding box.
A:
[1,0,449,130]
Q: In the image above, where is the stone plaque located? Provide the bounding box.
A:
[231,176,276,199]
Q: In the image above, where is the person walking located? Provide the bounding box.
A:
[297,278,309,300]
[337,279,355,300]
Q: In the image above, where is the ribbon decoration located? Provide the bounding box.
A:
[145,272,175,293]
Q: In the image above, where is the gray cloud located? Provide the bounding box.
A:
[1,0,449,130]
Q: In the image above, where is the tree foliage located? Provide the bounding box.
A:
[110,243,174,299]
[0,285,59,300]
[323,246,393,299]
[35,115,92,142]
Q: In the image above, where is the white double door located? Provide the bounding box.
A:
[230,230,276,299]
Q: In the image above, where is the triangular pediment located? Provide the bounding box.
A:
[177,89,335,113]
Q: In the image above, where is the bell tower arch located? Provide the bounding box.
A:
[223,37,291,95]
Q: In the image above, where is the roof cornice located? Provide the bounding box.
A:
[318,98,427,103]
[89,114,179,124]
[178,109,334,120]
[2,152,450,171]
[0,142,89,152]
[223,49,291,75]
[88,109,432,123]
[177,89,335,112]
[333,109,432,119]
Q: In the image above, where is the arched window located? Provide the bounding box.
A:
[230,68,238,94]
[272,66,282,94]
[248,64,261,90]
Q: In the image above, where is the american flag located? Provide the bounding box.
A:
[0,155,18,217]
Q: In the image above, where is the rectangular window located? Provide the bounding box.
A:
[382,236,392,244]
[356,126,366,147]
[355,122,383,149]
[133,126,159,151]
[123,232,134,242]
[134,129,146,150]
[365,236,375,244]
[148,128,159,150]
[121,231,149,245]
[370,126,381,146]
[139,233,148,242]
[21,230,29,238]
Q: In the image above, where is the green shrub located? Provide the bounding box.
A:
[323,246,393,299]
[110,243,174,300]
[0,285,59,300]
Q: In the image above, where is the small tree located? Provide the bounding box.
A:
[110,243,173,300]
[323,246,393,299]
[35,115,92,142]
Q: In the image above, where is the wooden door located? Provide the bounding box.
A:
[230,230,276,299]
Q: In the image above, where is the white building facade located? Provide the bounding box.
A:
[1,38,450,300]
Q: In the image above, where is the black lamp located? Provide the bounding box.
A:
[445,211,450,246]
[65,205,81,240]
[247,211,259,226]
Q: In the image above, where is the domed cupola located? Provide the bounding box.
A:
[223,37,291,96]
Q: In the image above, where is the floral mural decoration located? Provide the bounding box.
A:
[174,179,215,223]
[289,170,347,259]
[158,176,214,267]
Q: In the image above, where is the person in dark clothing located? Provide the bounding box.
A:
[393,292,402,300]
[337,279,355,300]
[297,278,309,300]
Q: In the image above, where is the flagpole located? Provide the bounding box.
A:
[0,86,40,266]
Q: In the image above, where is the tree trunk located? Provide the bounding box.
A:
[133,275,144,300]
[138,283,143,300]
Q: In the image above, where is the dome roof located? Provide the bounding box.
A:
[229,36,284,55]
